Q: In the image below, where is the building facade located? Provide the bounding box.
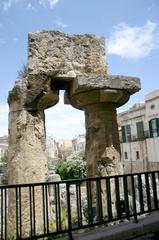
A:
[119,89,159,173]
[57,138,73,159]
[0,136,8,161]
[46,135,59,160]
[72,134,85,152]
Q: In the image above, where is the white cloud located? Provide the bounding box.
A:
[39,0,60,8]
[0,103,9,137]
[55,20,68,28]
[13,37,18,41]
[27,3,32,9]
[0,0,18,10]
[107,21,159,59]
[27,3,35,10]
[0,0,60,10]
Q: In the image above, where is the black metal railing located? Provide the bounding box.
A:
[0,170,159,239]
[120,130,159,143]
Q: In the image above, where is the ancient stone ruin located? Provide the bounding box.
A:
[7,30,140,235]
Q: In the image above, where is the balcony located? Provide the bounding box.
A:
[120,130,159,143]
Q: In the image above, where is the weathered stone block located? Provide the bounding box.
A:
[70,74,141,96]
[28,30,107,78]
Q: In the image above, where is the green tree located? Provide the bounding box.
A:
[1,151,8,165]
[55,151,86,180]
[0,150,8,184]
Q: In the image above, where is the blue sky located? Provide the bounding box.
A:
[0,0,159,139]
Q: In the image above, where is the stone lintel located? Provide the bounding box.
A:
[28,30,107,78]
[70,74,141,96]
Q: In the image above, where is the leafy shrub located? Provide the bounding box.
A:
[55,151,86,180]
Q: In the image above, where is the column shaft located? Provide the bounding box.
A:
[85,103,123,178]
[8,108,48,237]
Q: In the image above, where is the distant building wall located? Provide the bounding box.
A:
[0,136,8,160]
[72,134,85,152]
[46,135,58,160]
[119,89,159,174]
[57,138,73,158]
[121,141,147,173]
[146,138,159,164]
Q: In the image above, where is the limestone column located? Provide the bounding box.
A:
[68,74,140,215]
[7,77,59,237]
[68,74,141,177]
[85,103,123,178]
[8,108,48,236]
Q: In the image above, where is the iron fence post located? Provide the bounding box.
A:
[66,182,73,240]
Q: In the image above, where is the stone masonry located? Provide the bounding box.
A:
[8,30,141,235]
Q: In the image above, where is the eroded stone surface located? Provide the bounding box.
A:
[8,77,50,235]
[69,89,130,109]
[70,74,141,95]
[84,103,123,178]
[28,30,107,78]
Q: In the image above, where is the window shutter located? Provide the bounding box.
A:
[122,126,126,143]
[156,118,159,137]
[149,120,153,138]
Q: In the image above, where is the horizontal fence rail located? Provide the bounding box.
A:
[0,170,159,239]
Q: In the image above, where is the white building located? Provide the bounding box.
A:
[119,89,159,174]
[46,135,59,160]
[72,134,85,152]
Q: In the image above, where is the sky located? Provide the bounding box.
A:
[0,0,159,139]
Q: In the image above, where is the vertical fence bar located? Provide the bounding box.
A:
[145,173,151,211]
[32,186,36,236]
[123,175,130,218]
[115,177,121,218]
[131,175,138,222]
[45,184,49,233]
[15,187,19,239]
[19,187,22,239]
[54,184,59,232]
[66,182,73,240]
[96,179,103,223]
[76,181,82,227]
[57,183,61,231]
[42,185,46,235]
[86,180,93,224]
[1,188,4,239]
[137,174,144,213]
[151,172,158,210]
[29,186,33,238]
[106,177,112,221]
[4,188,7,240]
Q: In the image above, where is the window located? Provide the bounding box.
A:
[124,152,128,160]
[136,121,144,139]
[122,125,131,143]
[149,118,159,137]
[136,151,140,160]
[150,104,155,110]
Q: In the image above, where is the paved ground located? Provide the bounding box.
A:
[132,231,159,239]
